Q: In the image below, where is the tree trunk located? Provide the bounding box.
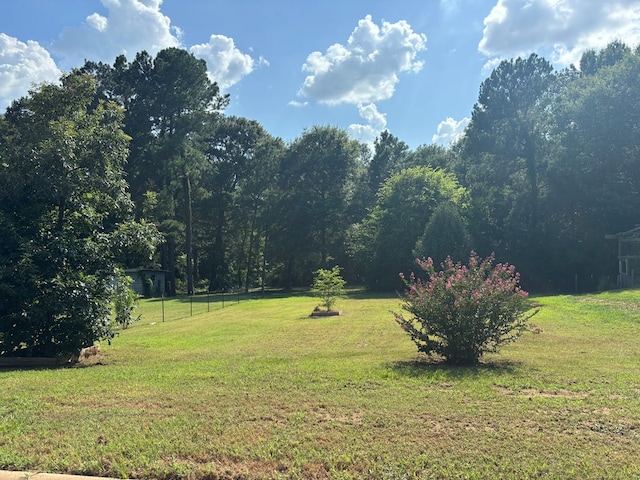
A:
[261,223,269,296]
[209,197,227,291]
[523,132,539,230]
[244,202,259,293]
[164,235,177,297]
[184,174,194,295]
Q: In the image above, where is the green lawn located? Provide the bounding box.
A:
[1,289,640,479]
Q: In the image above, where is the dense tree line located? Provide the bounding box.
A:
[454,41,640,291]
[2,42,639,355]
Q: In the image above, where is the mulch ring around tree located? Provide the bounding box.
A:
[310,310,342,317]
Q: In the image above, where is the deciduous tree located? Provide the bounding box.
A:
[0,74,156,358]
[363,166,469,290]
[273,126,361,286]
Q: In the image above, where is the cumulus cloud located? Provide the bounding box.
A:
[348,103,388,148]
[0,34,61,109]
[51,0,181,66]
[432,116,470,146]
[190,35,265,90]
[480,56,504,78]
[298,15,426,105]
[0,0,262,110]
[479,0,640,67]
[48,0,260,90]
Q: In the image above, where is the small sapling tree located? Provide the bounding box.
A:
[311,266,347,312]
[394,252,537,364]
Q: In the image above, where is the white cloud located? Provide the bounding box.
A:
[48,0,261,91]
[357,103,387,131]
[479,0,640,67]
[190,35,262,90]
[51,0,180,67]
[0,34,61,109]
[298,14,427,105]
[348,103,388,148]
[86,13,108,33]
[0,0,263,111]
[288,100,308,108]
[480,56,504,78]
[432,116,470,146]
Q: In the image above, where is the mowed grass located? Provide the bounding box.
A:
[2,289,640,479]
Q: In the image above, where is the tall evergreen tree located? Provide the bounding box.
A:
[455,54,556,287]
[82,48,229,295]
[544,42,640,290]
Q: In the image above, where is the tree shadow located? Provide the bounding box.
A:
[387,356,522,379]
[0,360,106,372]
[346,288,400,300]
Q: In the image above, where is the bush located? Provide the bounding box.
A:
[311,266,346,311]
[113,271,140,330]
[394,252,537,364]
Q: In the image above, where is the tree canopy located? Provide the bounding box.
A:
[0,74,157,357]
[2,42,639,358]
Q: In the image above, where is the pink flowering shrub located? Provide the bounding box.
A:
[394,252,537,364]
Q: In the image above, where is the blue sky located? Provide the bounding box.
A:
[2,0,640,150]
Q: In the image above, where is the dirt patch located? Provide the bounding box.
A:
[313,405,363,426]
[493,384,588,399]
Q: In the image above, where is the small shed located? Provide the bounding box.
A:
[124,268,168,297]
[605,226,640,288]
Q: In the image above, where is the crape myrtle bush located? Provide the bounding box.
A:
[394,252,537,364]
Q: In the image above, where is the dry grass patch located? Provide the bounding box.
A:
[493,384,590,398]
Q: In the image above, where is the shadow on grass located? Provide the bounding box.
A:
[387,356,522,379]
[0,360,106,372]
[143,287,311,305]
[346,288,400,300]
[141,287,400,310]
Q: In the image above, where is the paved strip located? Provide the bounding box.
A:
[0,472,126,480]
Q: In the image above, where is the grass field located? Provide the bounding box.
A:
[1,289,640,479]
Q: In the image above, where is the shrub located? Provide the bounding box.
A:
[311,266,347,311]
[394,252,537,364]
[113,271,140,330]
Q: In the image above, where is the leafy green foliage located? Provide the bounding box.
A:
[363,166,469,290]
[4,42,640,304]
[414,201,471,266]
[395,253,536,364]
[200,116,283,291]
[311,266,346,311]
[368,130,409,192]
[112,270,140,329]
[454,54,555,286]
[542,45,640,290]
[82,48,230,296]
[0,73,158,358]
[272,126,361,286]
